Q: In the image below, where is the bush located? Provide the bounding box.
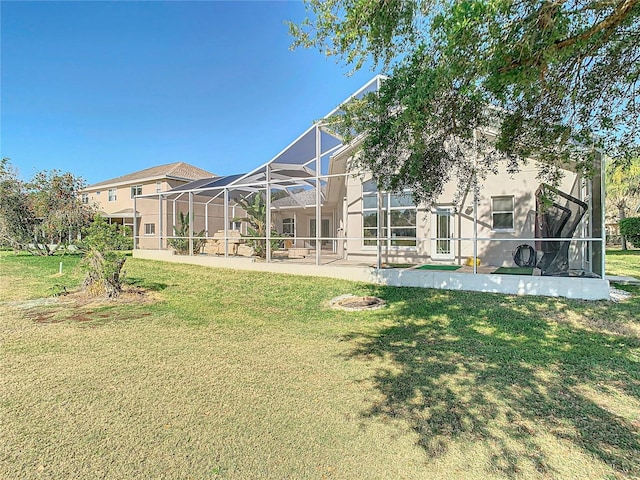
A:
[79,216,131,297]
[620,217,640,248]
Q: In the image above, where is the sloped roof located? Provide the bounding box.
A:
[86,162,215,189]
[271,188,326,208]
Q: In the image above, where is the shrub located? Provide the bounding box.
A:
[79,216,131,297]
[620,217,640,248]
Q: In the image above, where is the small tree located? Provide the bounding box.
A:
[167,212,205,255]
[80,216,131,297]
[606,158,640,249]
[620,217,640,249]
[0,158,94,255]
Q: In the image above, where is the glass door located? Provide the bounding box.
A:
[431,207,454,260]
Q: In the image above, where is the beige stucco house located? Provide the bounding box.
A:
[132,77,607,298]
[80,162,214,237]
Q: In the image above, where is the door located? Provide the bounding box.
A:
[310,218,331,247]
[431,207,454,260]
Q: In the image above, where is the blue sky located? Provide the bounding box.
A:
[1,1,376,185]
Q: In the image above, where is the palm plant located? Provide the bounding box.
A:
[233,192,280,258]
[168,212,205,255]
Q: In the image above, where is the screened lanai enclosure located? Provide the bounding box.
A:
[132,76,606,281]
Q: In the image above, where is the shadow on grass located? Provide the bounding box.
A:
[343,286,640,477]
[125,277,170,292]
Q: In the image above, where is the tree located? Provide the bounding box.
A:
[80,215,131,297]
[233,192,281,258]
[606,157,640,249]
[620,217,640,247]
[0,158,95,255]
[290,0,640,205]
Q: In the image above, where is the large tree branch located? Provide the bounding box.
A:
[499,0,639,73]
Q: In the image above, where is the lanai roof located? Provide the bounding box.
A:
[157,76,385,199]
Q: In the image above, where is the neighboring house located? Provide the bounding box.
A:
[80,162,215,237]
[134,77,605,278]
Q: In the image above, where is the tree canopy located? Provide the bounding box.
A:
[290,0,639,205]
[0,158,95,255]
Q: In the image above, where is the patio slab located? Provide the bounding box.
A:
[133,249,611,300]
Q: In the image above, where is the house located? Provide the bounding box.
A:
[132,77,607,299]
[80,162,214,236]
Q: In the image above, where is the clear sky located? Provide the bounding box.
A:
[1,1,376,185]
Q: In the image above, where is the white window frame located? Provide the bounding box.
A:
[491,196,515,231]
[362,180,417,249]
[108,189,117,202]
[81,193,88,204]
[155,181,162,193]
[282,217,295,236]
[144,223,155,236]
[131,185,143,198]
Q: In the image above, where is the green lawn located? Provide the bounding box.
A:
[1,251,639,479]
[607,248,640,279]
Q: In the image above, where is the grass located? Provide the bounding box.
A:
[1,251,639,479]
[607,248,640,279]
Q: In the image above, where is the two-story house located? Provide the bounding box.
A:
[80,162,214,236]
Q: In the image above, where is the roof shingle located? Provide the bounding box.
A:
[85,162,215,189]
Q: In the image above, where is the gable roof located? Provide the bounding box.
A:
[85,162,215,189]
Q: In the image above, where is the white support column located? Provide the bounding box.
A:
[315,124,321,266]
[293,210,297,247]
[133,196,138,250]
[266,167,272,263]
[377,189,383,270]
[205,203,209,238]
[188,192,194,256]
[224,188,229,257]
[158,194,163,250]
[172,198,176,231]
[472,129,478,275]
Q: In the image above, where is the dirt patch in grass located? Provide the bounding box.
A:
[12,287,159,325]
[330,294,386,311]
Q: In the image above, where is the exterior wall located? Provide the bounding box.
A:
[343,162,587,268]
[83,179,171,215]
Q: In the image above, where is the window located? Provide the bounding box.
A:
[131,185,142,198]
[492,196,514,230]
[362,180,417,247]
[108,189,117,202]
[144,223,155,235]
[155,181,162,193]
[81,193,88,204]
[282,218,295,236]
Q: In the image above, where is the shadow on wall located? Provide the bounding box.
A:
[341,285,640,476]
